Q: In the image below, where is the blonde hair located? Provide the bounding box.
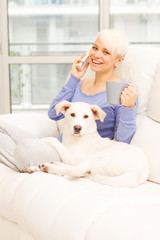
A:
[97,29,129,57]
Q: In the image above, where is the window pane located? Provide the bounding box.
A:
[110,0,160,46]
[10,64,71,113]
[8,0,99,56]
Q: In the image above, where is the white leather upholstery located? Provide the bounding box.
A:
[0,47,160,240]
[147,63,160,122]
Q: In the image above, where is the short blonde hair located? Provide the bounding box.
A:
[97,29,129,57]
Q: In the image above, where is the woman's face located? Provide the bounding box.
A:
[89,38,121,74]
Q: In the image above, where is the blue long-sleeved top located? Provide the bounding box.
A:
[48,74,137,144]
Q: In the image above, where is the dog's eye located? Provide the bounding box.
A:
[83,115,89,119]
[70,113,75,117]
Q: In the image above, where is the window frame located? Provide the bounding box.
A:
[0,0,109,114]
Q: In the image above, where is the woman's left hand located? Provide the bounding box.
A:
[121,84,137,108]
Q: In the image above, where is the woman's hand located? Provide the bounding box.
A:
[71,53,89,79]
[121,84,137,108]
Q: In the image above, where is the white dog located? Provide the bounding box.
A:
[28,101,149,187]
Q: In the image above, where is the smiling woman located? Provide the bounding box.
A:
[48,28,137,144]
[88,38,122,79]
[86,29,129,93]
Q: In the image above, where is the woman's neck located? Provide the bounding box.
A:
[94,71,119,86]
[81,70,120,95]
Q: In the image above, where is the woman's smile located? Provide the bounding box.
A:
[91,58,103,65]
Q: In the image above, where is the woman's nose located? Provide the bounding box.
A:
[93,50,102,58]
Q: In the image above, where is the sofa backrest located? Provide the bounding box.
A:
[112,46,160,184]
[147,63,160,123]
[115,47,160,117]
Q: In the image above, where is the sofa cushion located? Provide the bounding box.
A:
[0,115,60,172]
[0,119,33,171]
[14,138,61,172]
[131,116,160,184]
[115,47,160,116]
[147,63,160,122]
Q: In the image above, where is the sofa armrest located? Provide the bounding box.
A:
[0,113,59,138]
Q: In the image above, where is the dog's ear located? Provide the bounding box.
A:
[90,105,106,122]
[55,100,72,115]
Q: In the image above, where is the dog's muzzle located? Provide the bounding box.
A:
[74,125,82,134]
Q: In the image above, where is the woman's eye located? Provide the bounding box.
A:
[92,46,98,50]
[70,113,75,117]
[84,115,89,119]
[104,51,109,55]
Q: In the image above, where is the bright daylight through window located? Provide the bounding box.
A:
[8,0,99,113]
[1,0,160,113]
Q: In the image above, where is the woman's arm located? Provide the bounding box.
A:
[114,84,137,144]
[114,105,137,144]
[48,53,90,121]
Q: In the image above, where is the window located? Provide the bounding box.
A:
[6,0,100,113]
[8,0,99,56]
[110,0,160,46]
[0,0,160,114]
[10,63,71,112]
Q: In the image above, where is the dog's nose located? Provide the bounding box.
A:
[74,125,82,133]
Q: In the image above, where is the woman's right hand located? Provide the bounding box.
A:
[71,53,89,79]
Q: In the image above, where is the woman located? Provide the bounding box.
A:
[48,29,137,144]
[0,29,137,173]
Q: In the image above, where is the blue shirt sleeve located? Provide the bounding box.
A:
[48,74,80,120]
[114,104,137,144]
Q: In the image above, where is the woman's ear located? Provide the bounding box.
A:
[115,57,124,68]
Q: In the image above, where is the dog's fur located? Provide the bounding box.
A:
[28,101,149,187]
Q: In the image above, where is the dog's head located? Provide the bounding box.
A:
[55,101,106,136]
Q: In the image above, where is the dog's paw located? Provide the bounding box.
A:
[39,162,64,176]
[39,163,50,173]
[27,166,40,174]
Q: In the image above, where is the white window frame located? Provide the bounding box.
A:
[0,0,109,114]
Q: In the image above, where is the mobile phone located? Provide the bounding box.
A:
[76,51,89,71]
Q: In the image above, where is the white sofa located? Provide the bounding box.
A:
[0,47,160,240]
